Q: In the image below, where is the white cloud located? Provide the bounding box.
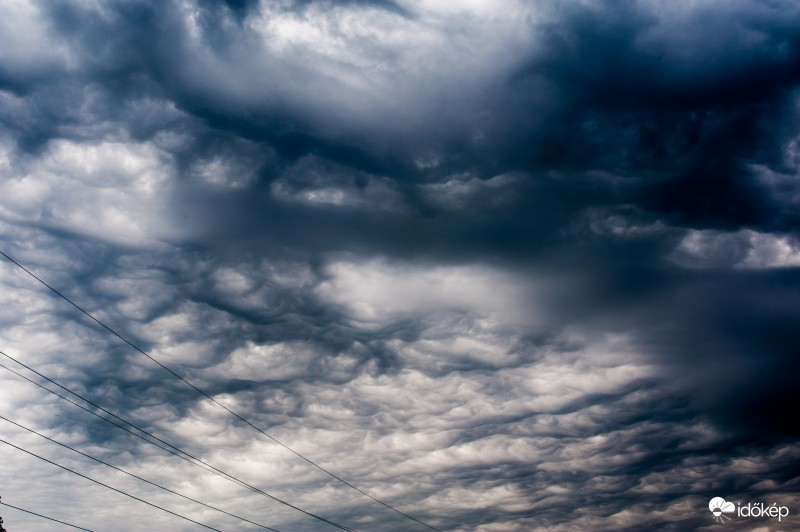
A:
[673,229,800,269]
[314,258,543,329]
[164,0,543,141]
[0,140,178,247]
[0,1,74,77]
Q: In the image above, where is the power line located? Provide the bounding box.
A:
[0,357,356,532]
[0,438,222,531]
[0,499,94,532]
[0,414,282,532]
[0,358,236,483]
[0,352,356,532]
[0,361,356,532]
[0,248,440,531]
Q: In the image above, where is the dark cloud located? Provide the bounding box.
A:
[1,0,799,530]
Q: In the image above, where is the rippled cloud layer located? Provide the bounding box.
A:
[1,1,799,530]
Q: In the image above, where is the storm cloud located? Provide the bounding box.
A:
[1,0,799,530]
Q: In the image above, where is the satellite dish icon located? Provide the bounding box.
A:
[709,497,736,523]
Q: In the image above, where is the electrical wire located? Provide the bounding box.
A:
[0,438,222,531]
[0,414,282,531]
[0,359,236,483]
[0,500,94,531]
[0,249,439,532]
[0,352,356,532]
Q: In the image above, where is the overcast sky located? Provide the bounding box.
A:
[1,0,799,530]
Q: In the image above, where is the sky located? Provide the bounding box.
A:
[1,0,799,530]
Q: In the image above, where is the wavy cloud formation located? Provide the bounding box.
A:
[1,0,799,530]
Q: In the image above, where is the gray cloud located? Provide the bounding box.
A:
[1,0,799,530]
